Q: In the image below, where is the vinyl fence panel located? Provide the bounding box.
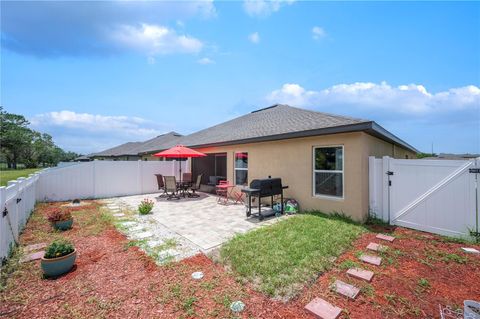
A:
[369,156,479,238]
[0,174,39,265]
[36,160,189,201]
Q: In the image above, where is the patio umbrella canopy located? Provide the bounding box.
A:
[153,145,206,181]
[154,145,207,158]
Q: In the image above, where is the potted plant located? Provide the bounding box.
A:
[47,209,73,230]
[41,239,77,277]
[138,198,154,215]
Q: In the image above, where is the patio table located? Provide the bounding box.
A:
[176,181,193,198]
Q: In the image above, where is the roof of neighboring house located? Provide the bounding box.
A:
[91,142,143,157]
[167,104,418,153]
[132,131,183,154]
[92,131,183,157]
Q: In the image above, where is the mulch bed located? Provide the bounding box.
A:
[1,202,479,318]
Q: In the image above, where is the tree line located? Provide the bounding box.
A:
[0,107,80,169]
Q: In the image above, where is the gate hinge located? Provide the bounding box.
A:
[469,230,480,239]
[2,207,8,217]
[16,198,21,204]
[386,171,394,176]
[469,168,480,174]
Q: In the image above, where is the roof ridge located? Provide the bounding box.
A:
[279,104,369,123]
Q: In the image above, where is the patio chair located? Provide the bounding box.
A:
[182,172,192,183]
[216,180,230,204]
[189,174,203,197]
[155,174,167,198]
[164,176,180,200]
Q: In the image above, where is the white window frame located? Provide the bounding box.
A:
[234,151,248,186]
[312,145,344,200]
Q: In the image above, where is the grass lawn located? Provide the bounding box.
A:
[0,168,40,186]
[220,212,368,298]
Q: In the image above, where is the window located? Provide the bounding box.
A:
[313,146,343,198]
[234,152,248,185]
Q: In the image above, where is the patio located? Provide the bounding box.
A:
[104,192,287,260]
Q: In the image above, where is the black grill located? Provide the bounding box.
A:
[249,178,283,197]
[241,177,288,220]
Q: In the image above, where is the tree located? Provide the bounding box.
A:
[0,107,34,168]
[1,107,80,168]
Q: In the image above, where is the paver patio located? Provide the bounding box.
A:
[105,192,286,253]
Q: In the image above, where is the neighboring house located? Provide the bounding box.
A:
[91,132,183,161]
[141,104,417,222]
[90,142,144,161]
[74,155,93,162]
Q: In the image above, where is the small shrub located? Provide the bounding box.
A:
[47,209,72,223]
[138,199,154,215]
[417,278,430,289]
[44,239,75,259]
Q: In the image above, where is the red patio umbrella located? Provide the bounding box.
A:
[153,145,206,181]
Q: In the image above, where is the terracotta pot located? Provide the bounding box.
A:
[52,218,73,231]
[41,249,77,277]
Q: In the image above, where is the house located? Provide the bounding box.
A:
[141,104,417,221]
[90,141,143,161]
[91,132,183,161]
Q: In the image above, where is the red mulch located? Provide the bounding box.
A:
[1,202,479,319]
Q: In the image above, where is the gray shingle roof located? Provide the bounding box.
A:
[177,104,370,147]
[92,131,183,157]
[92,142,143,157]
[96,105,417,155]
[132,131,183,154]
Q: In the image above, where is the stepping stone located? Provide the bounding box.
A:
[332,280,360,299]
[347,268,374,282]
[24,243,47,252]
[134,231,153,239]
[121,221,136,227]
[360,254,382,266]
[305,297,342,319]
[20,251,44,263]
[113,213,125,217]
[376,234,395,242]
[367,242,387,252]
[157,249,179,261]
[129,226,144,232]
[191,271,204,280]
[461,247,480,254]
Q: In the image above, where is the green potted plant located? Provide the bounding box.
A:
[47,209,73,230]
[41,239,76,277]
[138,198,154,215]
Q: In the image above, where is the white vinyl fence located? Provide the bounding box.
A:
[369,156,479,238]
[0,174,39,264]
[0,160,188,263]
[37,160,189,201]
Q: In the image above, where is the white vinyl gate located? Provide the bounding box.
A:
[369,156,479,238]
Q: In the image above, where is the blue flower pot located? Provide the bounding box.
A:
[41,249,77,277]
[53,219,73,231]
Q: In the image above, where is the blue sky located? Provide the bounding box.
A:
[1,1,479,154]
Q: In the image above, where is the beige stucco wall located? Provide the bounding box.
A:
[142,132,415,222]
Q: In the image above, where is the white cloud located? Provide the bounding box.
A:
[197,57,215,64]
[248,32,260,44]
[30,111,168,153]
[111,23,203,58]
[312,26,326,40]
[267,82,480,114]
[243,0,295,17]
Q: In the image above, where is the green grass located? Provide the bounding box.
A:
[220,212,367,298]
[0,168,40,186]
